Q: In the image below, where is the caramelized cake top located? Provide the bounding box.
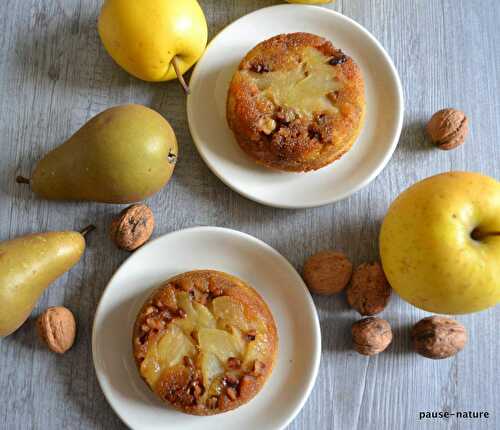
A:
[227,32,365,172]
[133,270,278,415]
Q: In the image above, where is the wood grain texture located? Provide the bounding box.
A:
[1,0,499,429]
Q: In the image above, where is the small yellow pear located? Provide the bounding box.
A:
[98,0,208,91]
[0,226,94,337]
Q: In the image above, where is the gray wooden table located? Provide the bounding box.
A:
[1,0,499,429]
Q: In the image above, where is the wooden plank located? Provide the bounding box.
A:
[0,0,499,429]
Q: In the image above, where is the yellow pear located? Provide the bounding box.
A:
[98,0,208,92]
[0,226,93,337]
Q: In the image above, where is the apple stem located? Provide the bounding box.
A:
[79,225,96,237]
[471,229,500,240]
[171,56,190,95]
[16,175,30,184]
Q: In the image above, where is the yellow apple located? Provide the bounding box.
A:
[380,171,500,314]
[98,0,208,91]
[286,0,333,4]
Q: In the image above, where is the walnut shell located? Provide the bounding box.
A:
[411,316,467,359]
[110,204,155,251]
[425,108,468,150]
[37,307,76,354]
[303,250,353,295]
[352,317,392,356]
[346,262,391,315]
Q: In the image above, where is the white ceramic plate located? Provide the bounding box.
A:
[92,227,321,430]
[187,4,404,208]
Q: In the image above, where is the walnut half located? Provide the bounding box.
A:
[257,117,277,135]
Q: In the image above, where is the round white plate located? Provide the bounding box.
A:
[92,227,321,430]
[187,4,404,208]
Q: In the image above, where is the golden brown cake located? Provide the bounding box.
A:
[227,32,365,172]
[133,270,278,415]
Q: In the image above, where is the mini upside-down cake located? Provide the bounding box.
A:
[133,270,278,415]
[227,32,365,172]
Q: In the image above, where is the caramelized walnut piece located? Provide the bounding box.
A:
[275,107,298,124]
[156,285,177,311]
[218,394,231,409]
[258,117,277,135]
[191,331,199,343]
[154,292,176,312]
[252,360,266,377]
[156,365,195,407]
[159,309,172,321]
[135,349,146,361]
[208,279,224,297]
[328,49,348,66]
[183,356,195,368]
[146,317,164,331]
[327,90,340,104]
[177,278,194,293]
[238,375,256,398]
[226,387,237,401]
[207,397,218,409]
[193,288,208,305]
[246,329,257,341]
[153,298,164,309]
[250,62,271,73]
[144,306,156,315]
[227,357,241,369]
[192,383,203,400]
[138,332,148,345]
[224,374,239,387]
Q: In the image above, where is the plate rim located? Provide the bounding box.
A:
[186,4,405,209]
[92,225,322,430]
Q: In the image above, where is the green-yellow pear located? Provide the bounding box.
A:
[0,226,94,337]
[17,104,178,203]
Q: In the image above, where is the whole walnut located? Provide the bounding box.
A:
[303,250,353,295]
[346,262,391,315]
[352,317,392,356]
[411,316,467,359]
[426,108,468,150]
[37,307,76,354]
[110,204,155,251]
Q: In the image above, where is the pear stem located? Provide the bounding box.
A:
[171,56,190,95]
[471,229,500,241]
[16,176,30,184]
[79,225,96,237]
